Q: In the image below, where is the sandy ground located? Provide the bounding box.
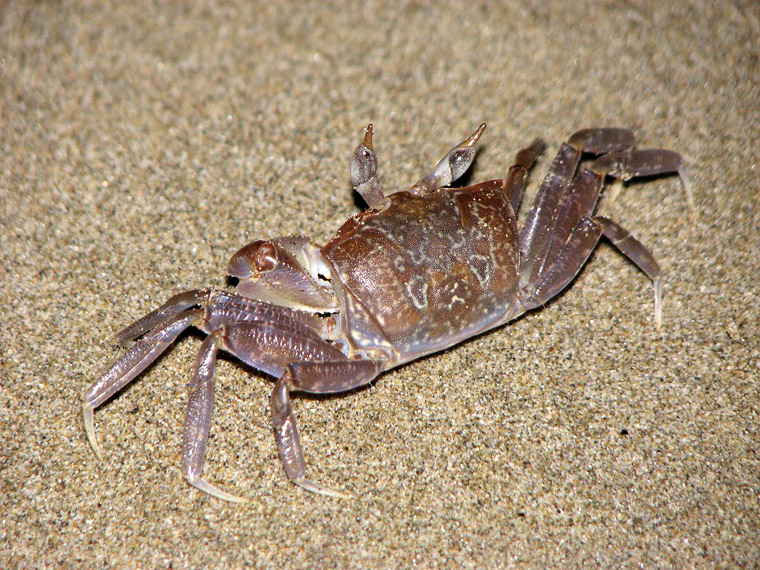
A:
[1,1,758,568]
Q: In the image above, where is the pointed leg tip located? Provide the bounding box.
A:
[324,488,355,500]
[295,477,353,500]
[677,166,697,219]
[82,403,104,460]
[187,476,248,503]
[653,279,663,332]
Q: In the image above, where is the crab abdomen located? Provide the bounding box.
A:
[322,180,520,363]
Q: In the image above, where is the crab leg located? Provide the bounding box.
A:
[177,309,346,502]
[504,138,545,215]
[519,142,583,288]
[589,148,682,181]
[517,128,687,328]
[525,217,600,310]
[541,168,605,275]
[179,330,248,503]
[591,148,695,214]
[525,216,661,327]
[567,128,635,154]
[272,359,385,498]
[114,289,209,344]
[519,128,635,290]
[84,287,348,501]
[595,216,662,328]
[83,309,203,458]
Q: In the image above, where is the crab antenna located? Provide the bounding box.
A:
[410,123,487,195]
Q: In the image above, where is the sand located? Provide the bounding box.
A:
[1,1,758,567]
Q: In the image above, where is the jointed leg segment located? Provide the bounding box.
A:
[271,358,384,498]
[83,308,204,458]
[516,128,685,327]
[83,288,383,502]
[505,138,545,215]
[179,329,247,502]
[84,125,687,503]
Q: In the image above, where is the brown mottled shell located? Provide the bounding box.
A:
[321,180,519,363]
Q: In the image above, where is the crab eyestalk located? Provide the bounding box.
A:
[351,124,389,210]
[410,123,486,195]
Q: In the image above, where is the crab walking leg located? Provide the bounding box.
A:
[272,359,385,498]
[504,138,545,215]
[519,166,605,296]
[595,216,662,329]
[590,148,682,181]
[409,123,487,195]
[525,216,661,327]
[518,129,685,326]
[115,289,209,344]
[519,142,583,287]
[541,169,604,272]
[567,128,635,154]
[590,148,695,214]
[180,330,248,503]
[524,218,602,311]
[519,128,636,290]
[181,315,349,501]
[83,309,204,458]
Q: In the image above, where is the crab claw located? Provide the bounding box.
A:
[228,239,338,312]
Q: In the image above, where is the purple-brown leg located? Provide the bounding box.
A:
[179,310,354,501]
[179,329,243,502]
[504,138,545,215]
[83,308,204,458]
[114,289,211,344]
[591,147,695,214]
[83,288,286,459]
[525,216,662,327]
[519,129,636,291]
[517,128,685,328]
[596,216,662,328]
[83,288,358,502]
[271,359,385,498]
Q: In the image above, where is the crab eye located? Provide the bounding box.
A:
[254,242,278,273]
[448,147,476,180]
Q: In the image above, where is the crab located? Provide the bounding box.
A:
[84,123,689,502]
